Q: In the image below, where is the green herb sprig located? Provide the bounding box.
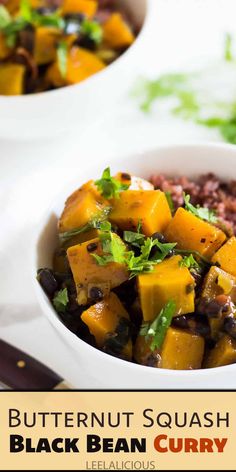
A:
[95,167,130,199]
[179,254,200,271]
[184,193,218,224]
[140,300,176,351]
[53,288,69,313]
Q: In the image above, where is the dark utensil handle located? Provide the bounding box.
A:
[0,339,64,390]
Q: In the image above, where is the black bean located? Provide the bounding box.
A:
[89,286,104,301]
[121,172,131,181]
[172,315,189,330]
[37,268,58,297]
[87,242,98,252]
[151,232,166,243]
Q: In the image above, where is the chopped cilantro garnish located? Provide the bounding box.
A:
[165,191,175,213]
[57,40,68,79]
[0,5,11,29]
[224,33,233,62]
[59,214,110,244]
[179,254,200,271]
[92,222,126,266]
[123,230,145,247]
[95,167,130,199]
[184,193,218,224]
[92,225,176,277]
[140,300,176,351]
[81,19,103,44]
[53,288,69,313]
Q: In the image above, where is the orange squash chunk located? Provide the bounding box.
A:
[34,27,59,65]
[67,236,128,304]
[204,335,236,368]
[160,328,204,370]
[47,46,105,87]
[61,0,98,18]
[103,13,134,49]
[134,327,204,370]
[165,207,226,259]
[0,64,25,95]
[59,184,109,233]
[137,255,195,322]
[0,34,11,60]
[109,190,172,236]
[81,292,132,359]
[211,237,236,277]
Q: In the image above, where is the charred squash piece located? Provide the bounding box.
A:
[160,327,204,369]
[0,64,25,95]
[204,335,236,368]
[59,184,109,233]
[67,235,128,305]
[165,207,226,259]
[109,190,172,236]
[137,255,195,322]
[103,13,134,49]
[211,237,236,277]
[61,0,98,18]
[34,27,59,65]
[47,46,105,87]
[81,292,132,359]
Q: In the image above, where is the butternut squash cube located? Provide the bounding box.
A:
[211,237,236,277]
[67,236,128,304]
[202,265,236,303]
[137,255,195,322]
[165,207,226,259]
[61,0,98,18]
[204,335,236,368]
[0,34,11,60]
[109,190,172,236]
[103,13,135,49]
[160,327,204,369]
[34,27,59,65]
[59,185,109,233]
[0,64,25,95]
[134,327,204,369]
[81,292,132,359]
[47,46,105,87]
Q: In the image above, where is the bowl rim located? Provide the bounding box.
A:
[0,0,149,102]
[32,141,236,378]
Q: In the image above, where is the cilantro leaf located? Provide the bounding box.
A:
[53,288,69,313]
[92,222,126,266]
[59,215,108,244]
[57,40,68,79]
[184,193,218,224]
[179,254,200,271]
[19,0,32,22]
[165,191,175,213]
[224,33,233,62]
[140,300,176,351]
[126,238,176,279]
[123,230,145,247]
[95,167,130,199]
[81,19,103,44]
[0,6,11,29]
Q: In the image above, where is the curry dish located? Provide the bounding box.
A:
[0,0,136,95]
[38,169,236,370]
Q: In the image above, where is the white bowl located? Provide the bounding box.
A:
[0,0,150,141]
[33,143,236,389]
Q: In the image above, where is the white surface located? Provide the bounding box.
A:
[1,0,236,387]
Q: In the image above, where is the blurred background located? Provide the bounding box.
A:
[1,0,236,386]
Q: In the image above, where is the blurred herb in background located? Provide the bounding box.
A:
[133,34,236,144]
